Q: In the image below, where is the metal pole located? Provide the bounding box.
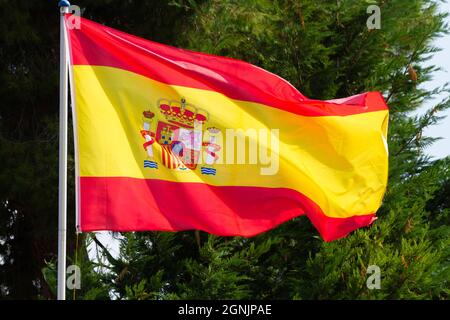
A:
[57,0,70,301]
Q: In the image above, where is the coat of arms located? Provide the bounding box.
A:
[140,98,221,175]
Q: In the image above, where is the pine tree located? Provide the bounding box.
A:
[1,0,448,299]
[0,0,193,299]
[88,0,449,300]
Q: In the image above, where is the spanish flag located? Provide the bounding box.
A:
[66,15,389,241]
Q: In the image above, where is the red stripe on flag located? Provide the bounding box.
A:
[79,176,376,241]
[66,15,388,117]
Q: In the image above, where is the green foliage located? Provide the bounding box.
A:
[0,0,192,299]
[91,232,282,300]
[40,234,111,300]
[102,0,449,300]
[0,0,448,299]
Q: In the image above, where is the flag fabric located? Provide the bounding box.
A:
[65,15,389,241]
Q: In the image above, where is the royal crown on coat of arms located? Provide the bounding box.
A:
[157,98,209,129]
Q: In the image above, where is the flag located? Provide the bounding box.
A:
[65,15,389,241]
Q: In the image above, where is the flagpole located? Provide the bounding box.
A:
[58,0,70,301]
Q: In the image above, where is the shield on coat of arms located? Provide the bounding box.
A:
[155,121,202,170]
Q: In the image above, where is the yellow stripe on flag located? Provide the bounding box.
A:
[73,65,388,219]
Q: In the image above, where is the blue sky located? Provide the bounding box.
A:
[419,1,450,159]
